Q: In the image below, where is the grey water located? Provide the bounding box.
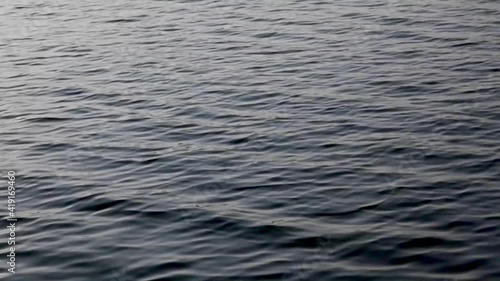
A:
[1,0,499,280]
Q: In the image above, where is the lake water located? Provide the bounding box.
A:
[1,0,499,280]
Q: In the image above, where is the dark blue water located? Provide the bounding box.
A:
[1,0,499,280]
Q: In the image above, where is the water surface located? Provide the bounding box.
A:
[1,0,499,280]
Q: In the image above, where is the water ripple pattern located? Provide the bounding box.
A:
[1,0,499,280]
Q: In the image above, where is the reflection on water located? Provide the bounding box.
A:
[1,0,499,280]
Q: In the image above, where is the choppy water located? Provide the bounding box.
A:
[1,0,499,280]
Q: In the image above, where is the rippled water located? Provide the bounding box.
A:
[1,0,499,280]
